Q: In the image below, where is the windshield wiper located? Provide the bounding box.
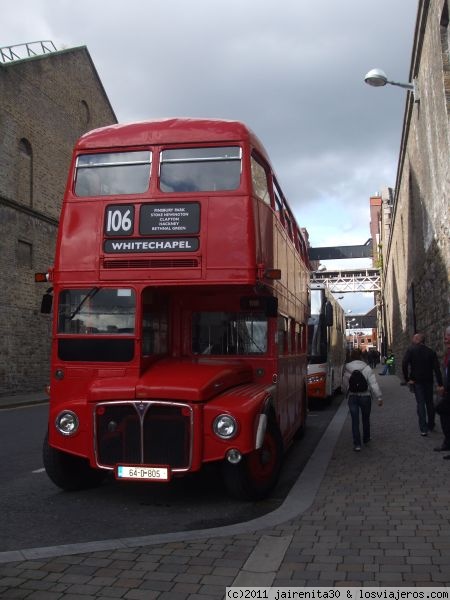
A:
[69,287,100,320]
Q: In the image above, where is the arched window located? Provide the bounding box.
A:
[17,138,33,207]
[81,100,91,125]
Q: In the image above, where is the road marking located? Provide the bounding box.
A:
[32,468,45,474]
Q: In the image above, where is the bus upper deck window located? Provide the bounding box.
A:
[75,151,151,197]
[159,146,241,193]
[251,156,270,205]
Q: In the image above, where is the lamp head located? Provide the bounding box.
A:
[364,68,388,87]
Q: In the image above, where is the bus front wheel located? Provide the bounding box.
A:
[222,419,283,501]
[43,433,106,491]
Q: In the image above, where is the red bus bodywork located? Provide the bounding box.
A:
[41,119,310,500]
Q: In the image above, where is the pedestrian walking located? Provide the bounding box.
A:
[402,332,444,436]
[342,348,383,451]
[368,348,379,369]
[436,326,450,457]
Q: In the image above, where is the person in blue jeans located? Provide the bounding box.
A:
[343,349,383,451]
[402,332,444,436]
[380,350,395,375]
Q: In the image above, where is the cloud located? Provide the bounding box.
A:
[2,0,417,312]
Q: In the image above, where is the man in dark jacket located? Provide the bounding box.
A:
[402,332,444,436]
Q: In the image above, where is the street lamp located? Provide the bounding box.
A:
[353,323,359,348]
[346,316,355,329]
[346,318,356,350]
[364,68,419,103]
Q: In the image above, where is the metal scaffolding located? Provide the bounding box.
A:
[0,41,57,64]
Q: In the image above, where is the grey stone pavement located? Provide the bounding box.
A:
[1,372,450,598]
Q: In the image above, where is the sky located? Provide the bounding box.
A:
[3,0,418,315]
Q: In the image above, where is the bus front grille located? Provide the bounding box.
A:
[95,401,192,471]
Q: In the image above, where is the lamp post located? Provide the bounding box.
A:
[346,317,356,350]
[364,68,419,102]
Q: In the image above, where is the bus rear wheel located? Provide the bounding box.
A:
[222,419,283,501]
[43,433,106,491]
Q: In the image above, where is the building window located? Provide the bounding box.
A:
[17,138,33,207]
[17,240,32,268]
[81,100,90,125]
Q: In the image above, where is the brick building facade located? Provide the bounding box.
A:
[0,44,116,396]
[381,0,450,363]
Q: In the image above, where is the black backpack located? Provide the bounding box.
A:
[348,369,368,393]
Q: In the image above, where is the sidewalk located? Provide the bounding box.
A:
[1,373,449,598]
[0,392,49,409]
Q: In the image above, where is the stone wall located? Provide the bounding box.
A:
[381,0,450,365]
[0,46,117,395]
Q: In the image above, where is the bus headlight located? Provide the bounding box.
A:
[55,411,79,436]
[213,414,238,440]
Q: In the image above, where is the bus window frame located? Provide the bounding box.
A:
[272,180,285,225]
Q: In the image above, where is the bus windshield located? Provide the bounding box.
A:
[308,289,326,363]
[58,288,136,334]
[160,146,242,192]
[192,311,267,355]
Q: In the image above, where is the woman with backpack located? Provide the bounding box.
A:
[342,349,383,452]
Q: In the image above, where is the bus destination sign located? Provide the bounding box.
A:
[140,203,200,234]
[104,202,200,254]
[104,237,199,253]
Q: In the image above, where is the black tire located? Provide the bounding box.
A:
[43,432,106,491]
[222,418,283,501]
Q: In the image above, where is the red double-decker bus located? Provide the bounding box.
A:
[38,118,310,500]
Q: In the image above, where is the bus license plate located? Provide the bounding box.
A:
[116,465,170,482]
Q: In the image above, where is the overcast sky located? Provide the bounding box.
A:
[3,0,418,315]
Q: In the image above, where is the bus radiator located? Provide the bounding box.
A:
[95,401,192,470]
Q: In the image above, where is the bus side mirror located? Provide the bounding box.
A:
[325,301,333,326]
[40,289,53,314]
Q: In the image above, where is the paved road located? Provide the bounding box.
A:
[2,373,450,597]
[0,394,341,552]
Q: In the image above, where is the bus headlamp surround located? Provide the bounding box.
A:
[55,410,79,436]
[213,414,238,440]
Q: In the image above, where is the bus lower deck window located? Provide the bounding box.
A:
[58,288,136,334]
[192,311,267,355]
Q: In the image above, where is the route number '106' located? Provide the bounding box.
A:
[105,205,134,236]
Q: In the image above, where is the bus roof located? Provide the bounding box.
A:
[76,118,270,161]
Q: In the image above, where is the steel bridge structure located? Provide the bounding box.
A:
[310,268,381,293]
